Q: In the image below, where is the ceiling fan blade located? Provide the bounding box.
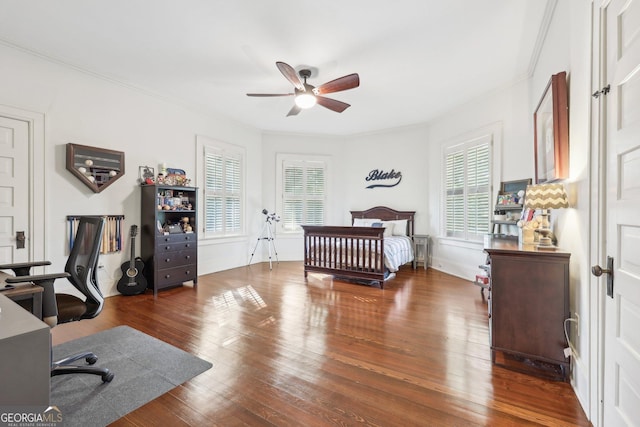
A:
[286,105,302,117]
[313,73,360,96]
[276,62,305,91]
[316,96,351,113]
[246,93,294,97]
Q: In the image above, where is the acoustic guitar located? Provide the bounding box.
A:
[117,225,147,295]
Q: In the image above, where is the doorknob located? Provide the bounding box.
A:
[591,256,614,298]
[591,265,610,276]
[16,231,25,249]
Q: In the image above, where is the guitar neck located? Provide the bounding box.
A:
[130,236,136,265]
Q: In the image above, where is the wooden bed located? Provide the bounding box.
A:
[302,206,415,288]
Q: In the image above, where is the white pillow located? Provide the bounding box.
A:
[353,218,381,227]
[372,221,395,237]
[388,219,408,236]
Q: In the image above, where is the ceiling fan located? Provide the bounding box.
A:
[247,61,360,116]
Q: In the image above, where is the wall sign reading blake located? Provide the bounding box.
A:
[365,169,402,189]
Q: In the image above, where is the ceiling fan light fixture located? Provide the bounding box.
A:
[295,92,317,109]
[247,62,359,116]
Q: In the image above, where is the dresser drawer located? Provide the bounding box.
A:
[155,250,196,269]
[156,264,197,288]
[156,240,197,253]
[157,233,197,245]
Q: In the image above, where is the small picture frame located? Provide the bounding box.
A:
[497,194,515,205]
[138,166,155,184]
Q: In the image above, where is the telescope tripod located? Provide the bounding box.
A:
[249,218,279,270]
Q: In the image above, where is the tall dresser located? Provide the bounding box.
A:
[140,184,198,295]
[484,238,570,380]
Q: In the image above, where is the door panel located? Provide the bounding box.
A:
[604,0,640,425]
[0,116,29,263]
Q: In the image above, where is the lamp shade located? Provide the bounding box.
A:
[524,183,569,210]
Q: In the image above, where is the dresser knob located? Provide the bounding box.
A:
[165,258,170,262]
[165,274,171,279]
[165,246,170,250]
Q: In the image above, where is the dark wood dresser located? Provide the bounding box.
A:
[141,184,198,295]
[484,238,570,380]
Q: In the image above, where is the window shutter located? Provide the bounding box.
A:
[204,146,243,235]
[281,159,326,231]
[204,150,223,233]
[445,149,465,237]
[225,156,241,233]
[283,164,303,231]
[466,144,490,237]
[305,165,325,225]
[443,136,491,240]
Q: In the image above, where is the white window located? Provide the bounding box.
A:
[277,155,327,232]
[443,135,491,241]
[197,136,245,238]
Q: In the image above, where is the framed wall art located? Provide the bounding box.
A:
[66,143,125,193]
[533,71,569,183]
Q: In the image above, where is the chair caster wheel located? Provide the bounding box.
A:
[102,371,114,382]
[86,355,98,365]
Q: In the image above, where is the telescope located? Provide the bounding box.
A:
[261,208,280,223]
[250,209,280,269]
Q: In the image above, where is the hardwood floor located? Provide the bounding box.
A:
[52,262,591,426]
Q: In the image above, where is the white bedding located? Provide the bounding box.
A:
[384,235,414,272]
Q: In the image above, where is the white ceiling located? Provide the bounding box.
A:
[0,0,550,136]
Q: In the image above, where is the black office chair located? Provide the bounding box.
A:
[0,216,114,382]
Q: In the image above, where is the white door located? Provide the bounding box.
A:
[0,115,30,263]
[602,0,640,425]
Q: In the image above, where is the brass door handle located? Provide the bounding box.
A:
[591,256,614,298]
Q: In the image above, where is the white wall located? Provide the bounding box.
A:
[0,43,263,297]
[425,78,532,279]
[262,76,533,283]
[260,132,347,261]
[530,0,593,417]
[344,125,430,231]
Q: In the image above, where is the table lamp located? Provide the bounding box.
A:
[524,183,569,248]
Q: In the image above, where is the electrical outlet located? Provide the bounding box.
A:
[575,313,580,337]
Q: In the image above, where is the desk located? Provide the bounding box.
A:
[0,293,50,406]
[0,272,43,319]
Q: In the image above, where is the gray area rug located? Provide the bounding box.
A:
[50,325,213,426]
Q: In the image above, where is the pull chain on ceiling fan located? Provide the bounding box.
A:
[247,61,360,116]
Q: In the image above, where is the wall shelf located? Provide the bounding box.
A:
[490,179,531,239]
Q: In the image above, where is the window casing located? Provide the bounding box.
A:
[443,136,491,241]
[277,155,327,233]
[202,143,244,238]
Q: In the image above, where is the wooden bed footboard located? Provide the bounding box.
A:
[302,206,416,288]
[302,225,386,285]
